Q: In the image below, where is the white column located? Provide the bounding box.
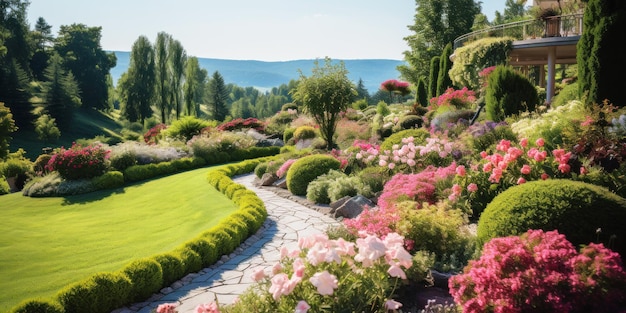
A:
[546,46,556,104]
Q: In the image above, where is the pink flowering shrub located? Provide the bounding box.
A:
[45,143,110,180]
[429,87,476,110]
[216,117,265,132]
[275,159,296,178]
[144,123,167,144]
[452,138,579,217]
[449,229,626,313]
[155,302,221,313]
[224,232,414,313]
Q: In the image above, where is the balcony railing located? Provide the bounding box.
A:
[453,13,584,50]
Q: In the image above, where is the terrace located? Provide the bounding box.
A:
[452,12,584,103]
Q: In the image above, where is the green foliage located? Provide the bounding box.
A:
[254,162,269,178]
[0,157,31,178]
[396,202,476,272]
[436,43,454,95]
[379,128,430,152]
[328,174,372,202]
[306,169,348,204]
[416,77,428,107]
[122,259,163,302]
[485,65,539,122]
[396,114,423,131]
[21,172,63,197]
[291,58,355,148]
[286,154,342,196]
[283,127,295,144]
[477,179,626,257]
[109,150,137,171]
[281,102,298,111]
[165,116,211,141]
[91,171,124,190]
[292,125,317,141]
[428,56,441,99]
[183,238,219,267]
[375,101,391,116]
[40,53,82,129]
[577,0,626,106]
[0,176,9,195]
[357,166,390,194]
[118,35,156,122]
[551,82,579,108]
[34,114,60,142]
[56,272,132,313]
[174,247,203,274]
[153,253,185,286]
[449,37,514,91]
[0,102,18,160]
[9,299,64,313]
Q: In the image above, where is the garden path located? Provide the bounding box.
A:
[113,173,340,313]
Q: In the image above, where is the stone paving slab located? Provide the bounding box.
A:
[112,174,339,313]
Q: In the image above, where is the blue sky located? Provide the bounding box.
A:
[27,0,505,61]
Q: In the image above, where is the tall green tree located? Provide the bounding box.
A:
[1,0,30,74]
[183,56,201,117]
[0,101,17,159]
[168,38,186,120]
[30,17,53,81]
[55,24,116,111]
[207,71,229,121]
[436,43,454,95]
[399,0,480,84]
[119,35,155,123]
[154,32,171,123]
[291,58,355,149]
[416,77,428,107]
[427,56,440,99]
[355,78,370,102]
[577,0,626,106]
[41,53,81,129]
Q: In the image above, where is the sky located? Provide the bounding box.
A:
[26,0,506,62]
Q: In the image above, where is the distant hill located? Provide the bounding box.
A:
[109,51,406,94]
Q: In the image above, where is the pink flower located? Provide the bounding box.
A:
[581,115,594,126]
[520,164,531,175]
[541,173,550,180]
[580,166,588,175]
[251,268,266,282]
[309,271,338,295]
[355,235,387,267]
[295,300,310,313]
[269,273,296,300]
[388,162,396,170]
[385,299,403,310]
[387,264,407,279]
[520,138,529,148]
[456,165,466,177]
[293,258,306,278]
[558,163,571,174]
[195,302,220,313]
[467,183,478,192]
[535,138,545,147]
[156,303,178,313]
[517,177,526,185]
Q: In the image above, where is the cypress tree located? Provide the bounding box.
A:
[428,56,441,99]
[416,77,428,107]
[437,43,454,95]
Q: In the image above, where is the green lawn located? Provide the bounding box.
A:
[0,166,237,312]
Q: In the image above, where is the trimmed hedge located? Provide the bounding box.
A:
[11,156,275,313]
[286,154,342,196]
[91,171,124,190]
[477,179,626,257]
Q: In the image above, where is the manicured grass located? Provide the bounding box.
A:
[0,166,237,312]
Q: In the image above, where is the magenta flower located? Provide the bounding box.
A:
[520,164,532,175]
[536,138,545,147]
[467,183,478,192]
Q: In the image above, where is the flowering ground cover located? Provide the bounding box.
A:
[0,166,237,312]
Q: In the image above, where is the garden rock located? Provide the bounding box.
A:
[334,195,374,219]
[273,177,287,189]
[260,173,278,186]
[329,196,351,214]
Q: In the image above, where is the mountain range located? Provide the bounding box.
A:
[109,51,406,94]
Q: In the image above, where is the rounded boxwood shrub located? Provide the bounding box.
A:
[283,127,295,144]
[477,179,626,257]
[281,102,298,111]
[397,114,423,130]
[153,253,185,286]
[254,162,268,178]
[109,151,136,171]
[307,170,348,204]
[175,247,203,273]
[286,154,342,196]
[57,272,132,313]
[485,65,539,122]
[183,238,219,267]
[379,128,430,152]
[91,171,124,190]
[10,299,64,313]
[293,125,318,141]
[122,258,163,302]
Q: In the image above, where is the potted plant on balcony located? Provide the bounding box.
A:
[538,7,561,37]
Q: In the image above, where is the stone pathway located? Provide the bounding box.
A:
[113,174,339,313]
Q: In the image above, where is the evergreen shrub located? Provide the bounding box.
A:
[152,253,185,286]
[174,247,203,274]
[357,166,390,195]
[254,162,268,178]
[91,171,124,190]
[109,151,136,171]
[122,259,163,302]
[183,238,219,267]
[286,154,342,196]
[477,179,626,257]
[397,115,423,130]
[9,299,64,313]
[283,127,295,143]
[306,170,347,204]
[56,272,132,313]
[293,125,318,141]
[379,128,429,152]
[485,65,539,121]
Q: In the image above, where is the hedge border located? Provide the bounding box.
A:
[9,155,279,313]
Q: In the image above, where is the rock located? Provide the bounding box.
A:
[329,196,351,214]
[260,173,278,186]
[334,195,374,219]
[273,177,287,189]
[295,138,314,150]
[430,269,453,289]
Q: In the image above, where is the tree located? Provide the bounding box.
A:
[207,71,229,121]
[34,113,60,142]
[41,53,81,129]
[0,101,17,159]
[119,35,155,122]
[30,17,53,80]
[355,78,370,102]
[154,32,171,123]
[577,0,626,106]
[168,38,186,120]
[427,56,440,99]
[399,0,481,84]
[416,77,428,107]
[437,43,454,95]
[183,56,201,117]
[291,58,355,149]
[55,24,116,111]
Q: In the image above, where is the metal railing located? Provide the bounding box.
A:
[453,13,584,49]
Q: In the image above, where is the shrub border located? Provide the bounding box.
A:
[10,155,279,313]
